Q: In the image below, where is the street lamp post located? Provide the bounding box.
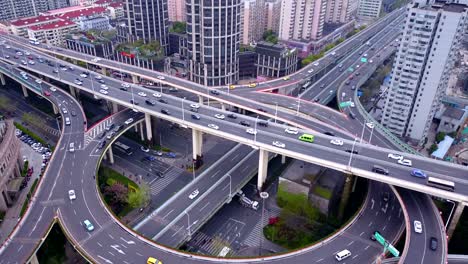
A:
[369,123,375,144]
[359,122,367,143]
[296,100,301,116]
[254,115,259,143]
[182,97,186,122]
[226,174,232,198]
[274,103,278,124]
[192,159,196,181]
[445,200,456,230]
[347,138,358,169]
[259,192,269,256]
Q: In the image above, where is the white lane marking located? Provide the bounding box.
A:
[97,255,113,264]
[108,234,114,239]
[110,244,125,255]
[108,251,115,256]
[97,242,103,247]
[211,170,221,178]
[120,237,135,245]
[370,199,375,210]
[347,241,354,246]
[368,221,373,227]
[30,207,46,235]
[383,225,387,231]
[359,231,364,237]
[199,202,210,212]
[364,245,370,250]
[73,209,76,215]
[231,154,239,161]
[17,245,23,252]
[316,258,324,262]
[136,252,143,256]
[162,209,174,220]
[352,254,359,259]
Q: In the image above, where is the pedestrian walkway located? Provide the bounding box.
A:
[148,167,184,196]
[241,206,282,252]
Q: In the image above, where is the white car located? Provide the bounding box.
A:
[366,122,374,129]
[99,89,108,95]
[62,108,68,114]
[388,153,403,160]
[28,60,35,65]
[313,62,319,66]
[152,92,162,98]
[208,124,219,130]
[74,80,83,85]
[80,73,88,78]
[35,79,42,84]
[272,141,285,148]
[95,75,102,80]
[308,69,314,73]
[100,85,108,90]
[140,146,150,153]
[190,103,200,109]
[68,190,76,201]
[214,114,225,120]
[124,118,134,125]
[157,75,165,80]
[138,92,147,97]
[330,139,344,146]
[350,102,355,108]
[285,127,298,134]
[369,60,373,63]
[189,189,199,199]
[398,159,412,167]
[121,83,130,88]
[413,220,422,233]
[25,51,30,56]
[246,128,257,135]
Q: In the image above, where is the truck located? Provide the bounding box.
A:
[236,191,259,210]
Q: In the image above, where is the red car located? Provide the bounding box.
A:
[44,91,51,96]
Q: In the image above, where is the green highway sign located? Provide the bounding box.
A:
[339,101,352,108]
[374,232,399,257]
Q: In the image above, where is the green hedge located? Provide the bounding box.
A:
[21,160,29,177]
[14,122,47,146]
[313,185,332,200]
[19,178,39,217]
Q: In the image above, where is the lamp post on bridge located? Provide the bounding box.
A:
[259,191,269,256]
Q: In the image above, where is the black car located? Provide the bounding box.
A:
[105,124,115,131]
[382,192,390,203]
[240,121,250,127]
[324,131,335,136]
[210,90,220,95]
[191,114,201,120]
[130,99,139,105]
[345,81,351,85]
[120,87,128,91]
[227,113,237,119]
[98,131,107,139]
[372,165,389,175]
[257,108,267,113]
[161,109,170,115]
[348,112,356,119]
[314,98,320,102]
[258,121,268,127]
[355,72,360,76]
[97,140,106,150]
[159,99,168,104]
[145,99,156,106]
[345,149,358,154]
[190,108,198,113]
[71,110,77,117]
[114,125,123,132]
[429,237,438,251]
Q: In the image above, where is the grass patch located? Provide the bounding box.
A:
[313,185,332,200]
[99,167,138,190]
[14,122,47,146]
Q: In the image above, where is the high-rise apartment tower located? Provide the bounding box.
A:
[278,0,327,41]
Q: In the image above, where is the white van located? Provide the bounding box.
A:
[335,249,351,261]
[65,117,71,126]
[69,142,75,153]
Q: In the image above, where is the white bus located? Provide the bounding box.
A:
[114,141,133,155]
[427,177,455,192]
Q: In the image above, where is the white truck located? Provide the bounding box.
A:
[237,191,259,210]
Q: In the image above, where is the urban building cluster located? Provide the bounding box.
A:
[0,121,22,211]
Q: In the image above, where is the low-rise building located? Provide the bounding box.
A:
[255,41,298,78]
[0,120,22,211]
[107,2,125,20]
[239,51,257,79]
[168,32,187,57]
[10,16,61,38]
[28,20,78,46]
[77,16,110,31]
[65,32,114,58]
[437,106,468,134]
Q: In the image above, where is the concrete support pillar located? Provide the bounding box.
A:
[221,103,226,111]
[257,149,269,191]
[134,124,138,133]
[132,75,139,84]
[139,122,144,141]
[29,253,39,264]
[21,85,29,97]
[281,155,286,164]
[101,67,107,76]
[145,113,152,141]
[192,129,203,160]
[53,104,59,115]
[447,202,465,240]
[111,102,119,114]
[198,95,203,105]
[108,146,114,164]
[69,85,76,98]
[0,73,5,85]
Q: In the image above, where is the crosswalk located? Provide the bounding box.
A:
[188,232,230,256]
[84,117,114,147]
[242,206,281,248]
[149,166,184,196]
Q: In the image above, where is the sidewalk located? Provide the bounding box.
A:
[0,142,44,244]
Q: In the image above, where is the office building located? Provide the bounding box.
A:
[241,0,267,45]
[124,0,169,54]
[255,41,298,77]
[326,0,358,23]
[168,0,186,21]
[187,0,242,86]
[357,0,383,19]
[0,0,69,21]
[381,1,468,144]
[278,0,327,41]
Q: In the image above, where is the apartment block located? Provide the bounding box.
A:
[241,0,267,45]
[381,1,467,144]
[168,0,186,22]
[357,0,383,19]
[265,0,282,32]
[326,0,358,23]
[278,0,327,41]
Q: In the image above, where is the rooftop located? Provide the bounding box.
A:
[29,20,76,31]
[95,0,114,4]
[109,2,123,8]
[443,107,466,120]
[56,7,107,20]
[11,16,59,27]
[44,5,91,15]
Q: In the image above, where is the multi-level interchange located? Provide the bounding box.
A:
[0,0,467,263]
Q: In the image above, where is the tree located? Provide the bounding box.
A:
[436,132,446,143]
[104,182,128,205]
[263,30,278,44]
[127,183,150,208]
[171,22,186,34]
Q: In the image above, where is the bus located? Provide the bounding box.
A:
[299,133,315,143]
[427,177,455,192]
[114,141,133,155]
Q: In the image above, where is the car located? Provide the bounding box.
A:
[44,91,51,96]
[313,62,319,66]
[190,108,198,113]
[153,92,162,98]
[124,118,134,125]
[62,108,68,114]
[169,87,178,92]
[324,131,335,136]
[95,75,102,80]
[398,159,412,167]
[330,139,344,146]
[105,124,115,131]
[414,220,422,233]
[272,141,285,148]
[191,114,201,120]
[345,81,351,85]
[80,73,88,78]
[74,80,83,85]
[145,99,156,106]
[147,257,163,264]
[363,53,368,57]
[351,85,356,90]
[429,237,438,251]
[388,153,403,160]
[25,51,30,56]
[97,140,106,149]
[99,89,108,95]
[258,121,268,127]
[100,85,108,90]
[130,99,139,105]
[106,131,116,139]
[369,59,374,63]
[140,146,150,153]
[248,83,257,88]
[161,109,170,115]
[214,114,225,120]
[372,165,388,175]
[382,192,390,203]
[121,83,130,88]
[208,124,219,130]
[157,75,165,80]
[68,190,76,201]
[120,87,128,91]
[345,149,359,155]
[308,69,314,73]
[138,92,147,97]
[98,79,105,84]
[189,189,200,199]
[411,169,427,179]
[190,103,200,109]
[227,113,237,119]
[83,220,94,231]
[246,128,257,135]
[366,122,374,129]
[154,151,163,156]
[60,67,67,71]
[283,76,290,81]
[28,60,35,65]
[285,127,298,134]
[240,121,250,127]
[371,231,380,241]
[350,102,355,108]
[210,90,220,95]
[355,72,360,76]
[53,69,59,74]
[159,99,168,104]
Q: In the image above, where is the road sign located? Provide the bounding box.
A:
[361,57,368,63]
[374,232,400,257]
[339,101,352,108]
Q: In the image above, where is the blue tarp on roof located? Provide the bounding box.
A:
[431,135,454,159]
